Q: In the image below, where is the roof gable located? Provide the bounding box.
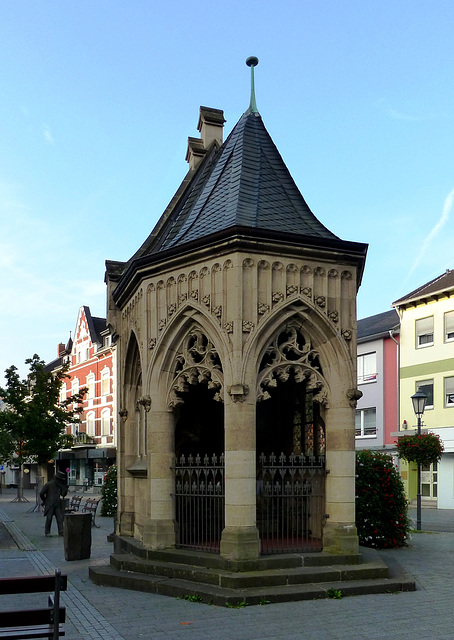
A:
[358,309,400,341]
[393,269,454,307]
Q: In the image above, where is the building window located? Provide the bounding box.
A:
[59,384,66,404]
[355,408,377,437]
[87,374,95,407]
[445,377,454,407]
[445,311,454,342]
[101,409,110,436]
[357,352,377,384]
[101,370,110,397]
[415,316,434,348]
[416,380,434,409]
[86,412,95,436]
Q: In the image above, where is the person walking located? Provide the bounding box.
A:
[39,470,68,536]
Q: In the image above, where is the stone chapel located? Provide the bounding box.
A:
[103,59,368,568]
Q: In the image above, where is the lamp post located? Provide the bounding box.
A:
[411,389,427,531]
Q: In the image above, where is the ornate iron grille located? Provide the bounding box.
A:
[257,452,326,554]
[174,453,225,552]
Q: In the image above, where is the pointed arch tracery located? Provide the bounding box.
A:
[256,323,329,407]
[167,327,224,409]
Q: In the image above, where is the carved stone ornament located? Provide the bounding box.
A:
[168,328,224,409]
[315,295,326,308]
[138,396,152,412]
[190,290,199,301]
[178,293,188,304]
[301,286,312,298]
[202,294,210,307]
[257,325,328,407]
[342,329,352,341]
[286,285,299,296]
[347,388,363,408]
[258,302,270,316]
[119,408,128,422]
[223,321,233,333]
[328,310,339,323]
[158,318,167,331]
[227,384,249,403]
[272,291,284,304]
[242,320,255,333]
[148,338,157,350]
[213,305,222,318]
[168,303,177,316]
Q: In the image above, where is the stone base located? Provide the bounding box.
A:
[118,511,134,537]
[220,526,260,561]
[322,522,359,555]
[142,519,177,549]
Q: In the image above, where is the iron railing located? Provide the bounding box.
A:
[174,453,225,552]
[257,452,326,553]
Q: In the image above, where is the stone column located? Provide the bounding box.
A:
[142,409,176,549]
[220,393,260,561]
[323,404,359,554]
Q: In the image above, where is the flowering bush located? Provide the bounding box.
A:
[356,450,410,549]
[395,433,444,466]
[100,464,117,517]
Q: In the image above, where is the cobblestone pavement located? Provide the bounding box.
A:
[0,488,453,639]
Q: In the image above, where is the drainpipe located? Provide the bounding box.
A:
[389,330,400,445]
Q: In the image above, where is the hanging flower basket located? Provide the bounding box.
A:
[396,433,444,466]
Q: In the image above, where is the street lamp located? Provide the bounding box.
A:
[411,389,427,531]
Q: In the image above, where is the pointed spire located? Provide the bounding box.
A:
[246,56,259,113]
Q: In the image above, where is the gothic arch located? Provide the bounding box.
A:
[146,302,231,410]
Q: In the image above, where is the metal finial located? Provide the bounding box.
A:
[246,56,259,113]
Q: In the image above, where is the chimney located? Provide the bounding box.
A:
[186,106,225,170]
[58,343,65,357]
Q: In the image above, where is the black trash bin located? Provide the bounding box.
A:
[63,512,92,561]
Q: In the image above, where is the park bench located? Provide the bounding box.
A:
[81,497,100,528]
[67,495,82,512]
[0,569,67,639]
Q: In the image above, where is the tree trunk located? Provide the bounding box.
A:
[12,462,28,502]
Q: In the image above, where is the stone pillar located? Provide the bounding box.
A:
[220,396,260,561]
[142,409,176,549]
[323,405,359,554]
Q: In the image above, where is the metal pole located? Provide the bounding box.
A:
[416,415,422,531]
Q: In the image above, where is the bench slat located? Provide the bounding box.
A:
[0,626,65,639]
[0,575,67,596]
[0,607,66,628]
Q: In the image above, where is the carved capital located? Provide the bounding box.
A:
[138,396,152,412]
[228,384,249,403]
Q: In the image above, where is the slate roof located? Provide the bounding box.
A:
[357,309,400,341]
[137,109,339,257]
[393,269,454,307]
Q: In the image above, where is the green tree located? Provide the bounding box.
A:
[0,354,86,501]
[100,464,117,517]
[356,450,411,549]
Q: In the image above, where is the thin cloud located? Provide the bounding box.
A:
[405,188,454,281]
[377,98,432,123]
[43,125,55,144]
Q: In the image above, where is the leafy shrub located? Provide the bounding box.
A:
[396,433,444,466]
[356,450,410,549]
[100,464,117,517]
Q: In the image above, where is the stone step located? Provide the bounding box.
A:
[108,551,388,588]
[89,560,416,607]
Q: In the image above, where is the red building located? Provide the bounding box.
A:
[47,306,116,488]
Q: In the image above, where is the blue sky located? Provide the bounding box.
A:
[2,1,454,382]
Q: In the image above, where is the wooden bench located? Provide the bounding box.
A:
[67,495,82,512]
[0,569,67,639]
[81,497,100,528]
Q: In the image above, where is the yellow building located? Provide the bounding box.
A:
[393,269,454,508]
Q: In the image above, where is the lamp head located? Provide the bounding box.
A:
[411,389,427,417]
